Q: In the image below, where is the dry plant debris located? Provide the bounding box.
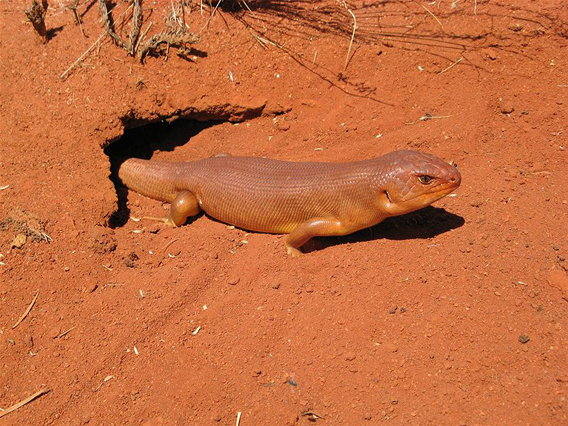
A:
[99,0,199,63]
[67,0,86,37]
[0,388,50,419]
[12,290,39,329]
[138,27,200,62]
[0,209,51,242]
[24,0,49,43]
[98,0,127,49]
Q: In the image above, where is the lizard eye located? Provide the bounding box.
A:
[418,175,433,184]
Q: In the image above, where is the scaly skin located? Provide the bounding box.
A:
[118,150,461,256]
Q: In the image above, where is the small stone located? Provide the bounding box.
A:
[88,283,98,293]
[228,277,240,286]
[382,343,398,353]
[128,252,139,261]
[484,49,498,60]
[141,417,164,426]
[125,252,139,268]
[124,258,135,268]
[500,101,515,115]
[389,306,398,314]
[147,225,160,234]
[399,307,407,313]
[552,246,560,251]
[271,282,281,290]
[275,121,291,132]
[11,233,26,249]
[344,352,357,361]
[286,414,299,426]
[519,334,530,344]
[547,270,568,300]
[364,413,372,420]
[252,369,262,377]
[211,413,222,422]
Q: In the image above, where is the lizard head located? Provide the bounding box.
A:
[378,150,461,216]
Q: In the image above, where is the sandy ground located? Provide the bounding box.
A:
[1,0,567,424]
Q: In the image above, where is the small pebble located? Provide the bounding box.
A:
[271,282,281,290]
[344,352,357,361]
[389,307,398,314]
[547,270,568,300]
[147,225,160,234]
[286,414,299,426]
[484,48,498,60]
[11,233,26,249]
[382,343,398,353]
[500,102,515,115]
[228,277,240,286]
[519,334,530,344]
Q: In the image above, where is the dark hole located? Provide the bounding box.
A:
[104,119,221,228]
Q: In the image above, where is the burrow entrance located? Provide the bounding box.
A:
[104,102,284,227]
[104,118,221,228]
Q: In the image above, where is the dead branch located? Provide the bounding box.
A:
[138,27,199,63]
[25,0,49,43]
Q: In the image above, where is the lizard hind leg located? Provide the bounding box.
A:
[169,190,201,226]
[143,190,201,227]
[285,217,351,257]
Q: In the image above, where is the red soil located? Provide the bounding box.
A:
[1,1,567,424]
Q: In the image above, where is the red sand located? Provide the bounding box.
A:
[1,1,566,424]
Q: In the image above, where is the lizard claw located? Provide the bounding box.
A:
[285,244,303,258]
[142,216,178,227]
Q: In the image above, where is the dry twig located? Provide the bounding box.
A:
[98,0,127,49]
[439,57,463,74]
[138,27,200,62]
[417,1,443,30]
[405,113,451,125]
[128,0,143,55]
[12,290,39,329]
[60,3,134,79]
[338,1,357,72]
[68,0,85,37]
[55,325,77,339]
[0,388,50,419]
[60,30,107,79]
